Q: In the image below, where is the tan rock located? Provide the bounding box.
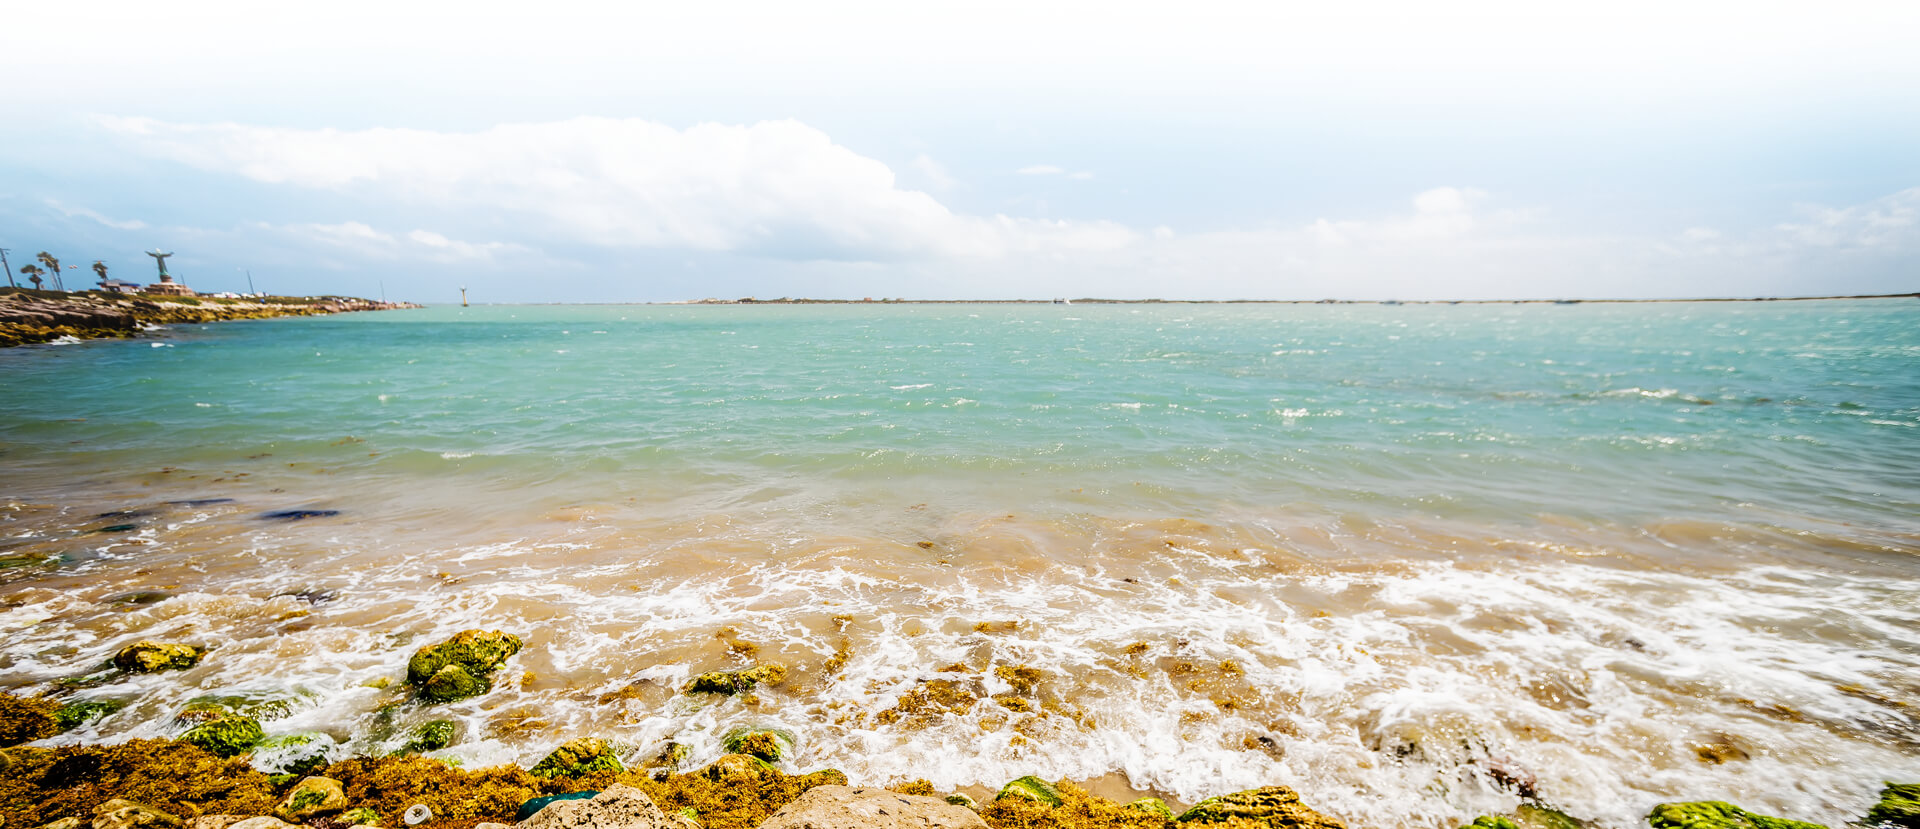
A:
[518,784,676,829]
[760,786,989,829]
[38,818,84,829]
[91,801,183,829]
[475,823,513,829]
[186,816,248,829]
[227,819,301,829]
[275,777,349,821]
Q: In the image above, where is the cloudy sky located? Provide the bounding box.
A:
[2,1,1916,302]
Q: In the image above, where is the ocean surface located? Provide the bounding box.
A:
[2,300,1917,828]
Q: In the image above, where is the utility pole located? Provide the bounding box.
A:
[0,248,13,288]
[247,270,257,297]
[380,280,387,303]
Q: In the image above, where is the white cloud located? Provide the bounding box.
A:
[1017,164,1065,176]
[276,221,524,263]
[911,154,957,192]
[48,200,148,230]
[99,116,1134,262]
[1774,187,1918,250]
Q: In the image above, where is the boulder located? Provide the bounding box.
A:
[91,800,182,829]
[701,754,777,786]
[761,786,989,829]
[720,725,796,762]
[799,770,852,789]
[1867,783,1920,828]
[1175,787,1347,829]
[275,776,349,821]
[994,777,1063,807]
[113,641,204,673]
[683,664,787,695]
[519,793,601,822]
[1645,803,1827,829]
[180,714,264,757]
[400,719,458,753]
[517,784,678,829]
[225,820,300,829]
[406,630,522,704]
[39,819,84,829]
[253,733,336,776]
[530,738,624,779]
[186,817,248,829]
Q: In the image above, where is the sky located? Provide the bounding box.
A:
[1,1,1916,303]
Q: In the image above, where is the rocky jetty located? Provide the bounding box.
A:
[0,289,418,348]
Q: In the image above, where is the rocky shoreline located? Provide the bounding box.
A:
[2,632,1914,829]
[0,290,419,348]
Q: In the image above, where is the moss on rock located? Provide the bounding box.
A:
[401,720,458,754]
[796,770,849,789]
[996,776,1064,807]
[113,641,205,673]
[720,726,796,762]
[529,738,623,779]
[180,715,265,758]
[1126,798,1174,820]
[700,754,778,786]
[1175,786,1347,829]
[1463,818,1520,829]
[338,807,381,826]
[1645,802,1827,829]
[684,664,788,696]
[406,630,522,704]
[53,699,127,731]
[1867,783,1920,829]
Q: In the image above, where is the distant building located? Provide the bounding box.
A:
[98,279,144,294]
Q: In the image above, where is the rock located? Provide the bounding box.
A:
[1127,798,1174,819]
[91,800,183,829]
[113,641,205,673]
[945,794,978,810]
[179,714,265,757]
[1645,802,1827,829]
[994,777,1063,807]
[476,824,512,829]
[1513,805,1585,829]
[406,629,522,704]
[225,819,300,829]
[400,719,458,753]
[701,753,777,785]
[186,816,247,829]
[338,808,381,827]
[275,776,349,821]
[519,792,602,822]
[1174,787,1347,829]
[643,742,690,772]
[38,819,84,829]
[181,692,299,723]
[55,699,128,730]
[720,725,796,762]
[258,510,341,521]
[761,786,989,829]
[799,769,852,789]
[1868,783,1920,828]
[517,784,677,829]
[253,733,336,776]
[0,693,62,746]
[1462,819,1519,829]
[683,664,787,695]
[530,737,624,778]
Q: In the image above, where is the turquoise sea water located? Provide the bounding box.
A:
[2,300,1918,828]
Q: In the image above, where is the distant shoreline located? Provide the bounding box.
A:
[0,288,419,348]
[629,292,1919,306]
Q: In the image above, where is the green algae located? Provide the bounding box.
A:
[684,664,788,696]
[721,726,796,762]
[529,738,623,779]
[1646,802,1828,829]
[405,630,522,704]
[400,720,458,754]
[1867,784,1920,829]
[112,642,204,674]
[179,715,264,758]
[1175,787,1347,829]
[997,776,1065,807]
[1127,798,1174,820]
[53,699,127,731]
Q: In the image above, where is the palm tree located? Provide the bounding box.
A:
[35,252,62,292]
[93,260,109,289]
[20,263,44,290]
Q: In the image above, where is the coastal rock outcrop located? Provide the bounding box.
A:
[684,664,787,696]
[720,725,796,762]
[90,800,182,829]
[1645,802,1826,829]
[701,753,778,786]
[517,784,677,829]
[113,641,205,673]
[760,786,989,829]
[274,776,349,821]
[994,777,1063,807]
[0,290,420,348]
[1174,786,1347,829]
[179,714,265,757]
[406,629,523,704]
[530,738,624,779]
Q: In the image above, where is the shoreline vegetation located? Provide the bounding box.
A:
[2,632,1914,829]
[0,289,420,349]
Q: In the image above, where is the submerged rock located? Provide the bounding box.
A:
[684,664,787,695]
[180,692,298,723]
[179,714,264,758]
[1645,802,1827,829]
[1175,786,1348,829]
[1867,783,1920,828]
[517,784,676,829]
[113,641,205,673]
[91,800,183,829]
[258,509,340,521]
[253,733,336,776]
[274,776,349,822]
[530,737,624,779]
[994,777,1063,808]
[762,786,989,829]
[406,629,523,704]
[643,742,690,773]
[518,792,601,822]
[399,719,458,753]
[720,725,796,762]
[701,753,778,786]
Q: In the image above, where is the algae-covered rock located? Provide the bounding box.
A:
[518,785,675,829]
[0,693,62,746]
[530,737,624,779]
[252,733,336,776]
[721,725,797,762]
[180,692,298,723]
[400,719,458,753]
[1175,786,1348,829]
[762,786,989,829]
[702,753,778,785]
[113,641,205,673]
[684,664,788,695]
[274,776,348,821]
[55,698,128,730]
[1645,802,1827,829]
[337,808,381,827]
[1464,818,1520,829]
[40,818,84,829]
[947,793,979,810]
[799,769,852,789]
[518,792,601,822]
[179,714,265,758]
[1867,783,1920,828]
[1128,798,1175,819]
[405,629,521,703]
[91,800,183,829]
[645,741,691,772]
[994,776,1063,807]
[224,819,299,829]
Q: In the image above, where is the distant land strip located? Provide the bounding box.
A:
[660,292,1920,305]
[0,288,419,348]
